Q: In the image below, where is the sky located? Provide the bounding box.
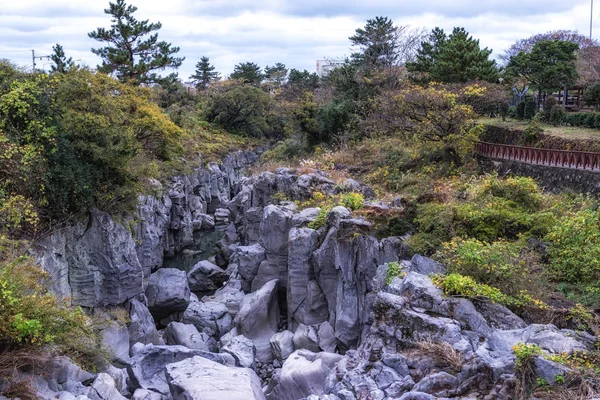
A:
[0,0,597,81]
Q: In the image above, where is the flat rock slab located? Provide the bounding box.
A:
[166,356,265,400]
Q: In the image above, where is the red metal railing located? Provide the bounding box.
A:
[477,142,600,171]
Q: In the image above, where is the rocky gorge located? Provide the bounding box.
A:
[15,151,599,400]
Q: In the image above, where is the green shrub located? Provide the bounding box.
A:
[0,255,103,369]
[308,207,329,229]
[513,343,543,368]
[522,112,543,142]
[545,209,600,284]
[508,105,517,119]
[499,102,509,121]
[386,261,404,284]
[437,238,539,298]
[524,99,537,120]
[549,105,565,126]
[342,192,364,210]
[543,96,557,122]
[516,101,526,119]
[206,84,281,138]
[585,112,596,128]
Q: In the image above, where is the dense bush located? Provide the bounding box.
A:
[437,238,541,298]
[409,175,553,254]
[516,101,526,119]
[524,99,537,120]
[542,96,557,122]
[0,255,103,368]
[545,209,600,284]
[205,84,282,138]
[549,105,565,126]
[0,68,183,234]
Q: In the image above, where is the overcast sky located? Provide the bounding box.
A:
[0,0,596,80]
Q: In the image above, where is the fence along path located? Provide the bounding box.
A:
[477,142,600,171]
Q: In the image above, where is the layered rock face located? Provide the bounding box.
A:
[28,153,598,400]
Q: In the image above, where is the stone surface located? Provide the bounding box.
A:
[163,322,217,352]
[181,300,232,339]
[145,268,190,319]
[222,335,256,369]
[127,296,160,348]
[270,330,295,361]
[235,279,280,363]
[165,356,265,400]
[187,260,228,292]
[127,344,234,395]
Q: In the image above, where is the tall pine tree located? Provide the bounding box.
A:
[189,57,220,90]
[88,0,184,85]
[349,16,399,68]
[50,44,74,73]
[407,27,498,83]
[230,62,263,85]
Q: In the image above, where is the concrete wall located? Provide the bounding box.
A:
[478,156,600,195]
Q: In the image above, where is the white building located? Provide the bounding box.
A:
[316,59,345,77]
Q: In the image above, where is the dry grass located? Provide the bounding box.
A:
[0,346,53,399]
[534,372,600,400]
[479,117,600,141]
[409,339,464,373]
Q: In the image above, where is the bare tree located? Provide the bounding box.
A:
[500,30,599,65]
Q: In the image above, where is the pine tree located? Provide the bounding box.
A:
[349,16,399,68]
[264,63,288,86]
[189,57,220,90]
[88,0,184,85]
[506,40,579,108]
[50,44,73,73]
[407,27,499,83]
[230,62,263,85]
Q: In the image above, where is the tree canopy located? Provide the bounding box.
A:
[88,0,184,85]
[407,27,499,84]
[230,62,263,85]
[50,44,74,73]
[505,40,579,104]
[189,56,220,90]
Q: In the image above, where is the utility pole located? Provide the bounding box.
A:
[32,49,36,71]
[591,0,594,40]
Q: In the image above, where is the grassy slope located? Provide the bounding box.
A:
[479,117,600,141]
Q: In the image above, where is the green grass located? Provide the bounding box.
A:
[479,117,600,141]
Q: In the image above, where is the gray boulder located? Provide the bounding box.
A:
[222,335,256,369]
[165,356,265,400]
[232,244,266,292]
[127,296,159,348]
[187,260,228,292]
[88,373,127,400]
[100,323,130,366]
[145,268,190,319]
[270,330,295,361]
[270,350,343,400]
[163,322,217,352]
[234,279,280,363]
[181,301,232,339]
[127,344,234,395]
[408,254,446,275]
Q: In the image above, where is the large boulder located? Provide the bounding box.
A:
[222,335,256,369]
[145,268,190,319]
[165,356,265,400]
[187,260,228,292]
[126,296,159,348]
[287,227,326,329]
[253,206,293,291]
[163,322,217,352]
[127,344,234,395]
[88,373,127,400]
[234,279,280,363]
[231,244,266,292]
[100,323,130,366]
[181,300,232,339]
[33,209,145,307]
[270,330,295,361]
[269,350,343,400]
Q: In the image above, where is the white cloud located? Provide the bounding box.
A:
[0,0,597,78]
